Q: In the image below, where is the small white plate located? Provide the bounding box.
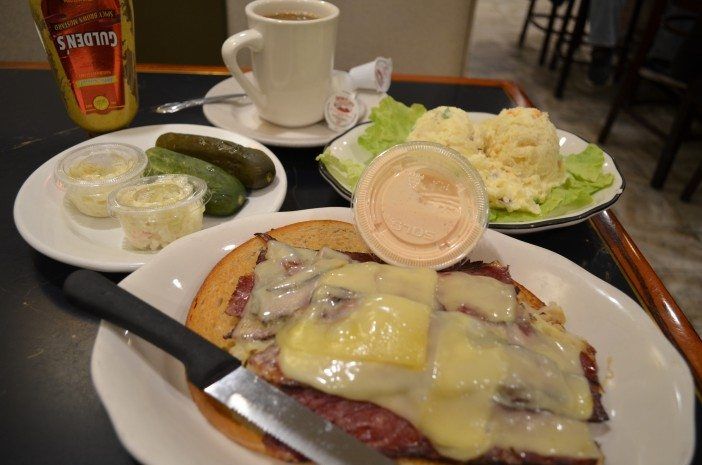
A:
[13,124,287,272]
[92,207,693,465]
[203,74,386,147]
[320,113,625,234]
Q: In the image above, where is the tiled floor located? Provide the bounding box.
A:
[465,0,702,334]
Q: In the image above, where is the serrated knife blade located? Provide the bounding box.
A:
[206,368,396,465]
[63,269,396,465]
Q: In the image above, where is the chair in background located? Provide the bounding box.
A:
[598,0,702,200]
[548,0,578,70]
[550,0,645,98]
[656,77,701,201]
[551,0,589,98]
[613,0,647,79]
[518,0,577,65]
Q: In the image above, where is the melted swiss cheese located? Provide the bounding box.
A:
[236,242,602,461]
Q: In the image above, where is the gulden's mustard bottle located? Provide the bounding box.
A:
[29,0,138,133]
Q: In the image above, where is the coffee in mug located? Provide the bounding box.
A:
[222,0,339,128]
[264,11,320,20]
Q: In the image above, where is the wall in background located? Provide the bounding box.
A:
[226,0,477,76]
[0,0,476,75]
[0,0,228,66]
[134,0,228,65]
[0,0,46,61]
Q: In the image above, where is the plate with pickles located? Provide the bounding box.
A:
[13,124,286,272]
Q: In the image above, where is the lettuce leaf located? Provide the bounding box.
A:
[316,97,424,191]
[358,96,427,156]
[565,143,615,190]
[490,144,614,223]
[316,149,366,191]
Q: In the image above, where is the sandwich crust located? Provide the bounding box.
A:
[185,220,596,464]
[186,220,374,460]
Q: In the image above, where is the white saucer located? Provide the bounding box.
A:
[13,124,287,272]
[203,73,385,147]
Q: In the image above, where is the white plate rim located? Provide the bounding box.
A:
[319,114,625,234]
[90,207,694,465]
[13,123,287,272]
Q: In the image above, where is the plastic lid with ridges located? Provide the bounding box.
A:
[54,143,147,189]
[352,142,488,269]
[108,174,208,215]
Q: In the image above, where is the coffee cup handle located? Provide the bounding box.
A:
[221,30,265,108]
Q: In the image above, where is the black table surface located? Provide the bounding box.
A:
[0,68,698,464]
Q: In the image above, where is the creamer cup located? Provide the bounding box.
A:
[331,70,355,93]
[349,57,392,93]
[352,142,488,269]
[324,90,360,132]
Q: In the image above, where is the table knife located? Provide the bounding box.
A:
[63,270,395,465]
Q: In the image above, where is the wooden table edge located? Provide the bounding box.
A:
[4,60,699,386]
[591,211,702,390]
[0,62,532,107]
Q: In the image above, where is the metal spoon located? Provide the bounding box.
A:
[154,93,250,113]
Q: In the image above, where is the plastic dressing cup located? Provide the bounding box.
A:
[108,174,209,251]
[54,143,147,217]
[352,142,488,269]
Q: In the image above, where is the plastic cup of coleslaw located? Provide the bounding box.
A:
[54,143,147,217]
[108,174,209,251]
[352,142,489,269]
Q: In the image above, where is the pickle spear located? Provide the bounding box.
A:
[145,147,246,216]
[155,133,275,189]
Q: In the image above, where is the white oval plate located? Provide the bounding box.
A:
[13,124,287,272]
[92,207,692,465]
[203,75,386,148]
[320,113,625,234]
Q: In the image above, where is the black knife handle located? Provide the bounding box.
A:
[63,269,240,389]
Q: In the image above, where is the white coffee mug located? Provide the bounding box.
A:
[222,0,339,127]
